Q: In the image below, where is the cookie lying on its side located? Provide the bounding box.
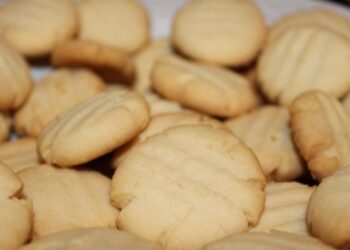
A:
[38,88,150,167]
[290,90,350,180]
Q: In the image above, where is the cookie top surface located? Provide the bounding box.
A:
[18,165,118,238]
[51,40,134,83]
[0,39,32,111]
[204,231,335,250]
[78,0,149,53]
[307,166,350,248]
[111,125,266,249]
[258,24,350,106]
[14,68,106,138]
[251,182,314,235]
[225,106,304,181]
[0,0,78,57]
[0,138,41,173]
[172,0,266,66]
[151,54,259,117]
[269,8,350,43]
[38,88,150,167]
[20,227,161,250]
[290,90,350,180]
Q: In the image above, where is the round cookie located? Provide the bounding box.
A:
[307,166,350,248]
[258,24,350,106]
[0,39,32,111]
[112,112,224,166]
[111,125,266,250]
[144,92,186,116]
[14,68,106,138]
[38,88,150,167]
[51,40,134,83]
[20,227,161,250]
[251,182,314,235]
[172,0,266,66]
[152,54,259,117]
[290,90,350,180]
[225,106,304,181]
[133,38,171,92]
[203,231,335,250]
[0,138,40,173]
[18,165,119,238]
[0,113,10,142]
[0,0,78,57]
[269,8,350,43]
[78,0,149,53]
[0,162,32,250]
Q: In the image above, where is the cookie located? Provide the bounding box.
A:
[307,166,350,248]
[20,227,161,250]
[0,0,78,57]
[0,162,32,250]
[0,138,40,173]
[14,68,106,137]
[0,113,10,142]
[0,39,32,111]
[269,8,350,43]
[111,125,266,250]
[172,0,266,66]
[251,182,313,235]
[204,231,335,250]
[51,40,134,83]
[38,88,150,167]
[78,0,149,53]
[225,106,304,181]
[152,54,259,117]
[144,92,185,116]
[18,165,119,238]
[290,90,350,180]
[133,38,171,92]
[112,112,224,166]
[258,24,350,106]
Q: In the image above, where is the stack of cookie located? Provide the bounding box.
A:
[0,0,349,249]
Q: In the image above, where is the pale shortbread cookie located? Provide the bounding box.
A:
[14,69,106,137]
[112,112,224,166]
[172,0,266,66]
[269,8,350,43]
[111,125,266,250]
[0,162,32,250]
[38,89,149,167]
[258,25,350,106]
[0,113,9,142]
[0,0,78,57]
[0,39,32,111]
[251,182,314,235]
[204,231,335,250]
[290,91,350,180]
[51,40,134,83]
[307,166,350,248]
[144,92,185,116]
[0,138,40,173]
[134,38,171,92]
[18,165,119,238]
[225,106,304,181]
[78,0,149,53]
[20,228,161,250]
[152,55,259,117]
